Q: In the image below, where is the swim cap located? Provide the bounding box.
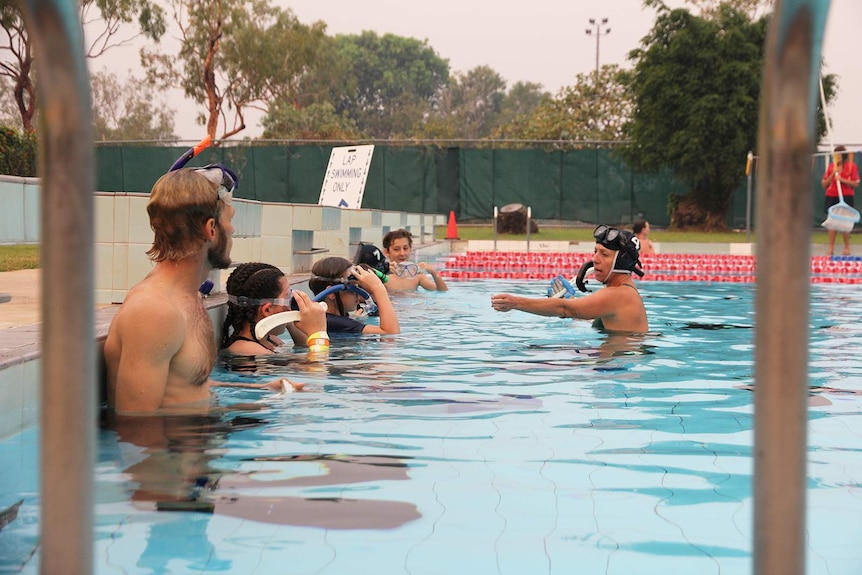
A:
[593,225,644,277]
[353,242,390,276]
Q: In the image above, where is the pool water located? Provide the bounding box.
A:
[2,280,862,574]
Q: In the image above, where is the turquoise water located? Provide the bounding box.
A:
[2,280,862,574]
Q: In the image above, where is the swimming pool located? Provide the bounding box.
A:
[1,279,861,574]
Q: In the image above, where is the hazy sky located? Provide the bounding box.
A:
[93,0,862,144]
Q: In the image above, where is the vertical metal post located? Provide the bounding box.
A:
[746,151,754,242]
[526,206,532,252]
[755,1,829,574]
[14,0,95,574]
[493,205,498,252]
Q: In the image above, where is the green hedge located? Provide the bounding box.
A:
[0,127,37,177]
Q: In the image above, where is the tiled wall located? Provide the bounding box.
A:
[1,188,444,439]
[94,192,444,304]
[0,176,40,243]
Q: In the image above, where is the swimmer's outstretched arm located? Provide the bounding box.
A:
[491,293,571,317]
[491,291,614,321]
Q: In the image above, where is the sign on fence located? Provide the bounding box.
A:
[318,145,375,209]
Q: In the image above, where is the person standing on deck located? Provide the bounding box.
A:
[822,145,859,256]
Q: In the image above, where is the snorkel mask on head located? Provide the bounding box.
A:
[305,272,373,318]
[593,225,644,280]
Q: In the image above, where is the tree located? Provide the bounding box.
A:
[220,7,344,124]
[91,69,177,141]
[419,65,507,140]
[81,0,166,58]
[333,31,450,138]
[0,0,165,132]
[684,0,773,20]
[260,101,359,140]
[495,81,550,129]
[622,3,770,229]
[0,77,21,128]
[143,0,337,142]
[0,2,35,131]
[494,64,632,145]
[142,0,249,141]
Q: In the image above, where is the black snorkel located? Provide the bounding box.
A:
[593,225,645,281]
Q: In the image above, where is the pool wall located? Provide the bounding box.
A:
[0,221,449,442]
[0,175,444,304]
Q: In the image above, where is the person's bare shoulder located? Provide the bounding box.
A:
[110,283,186,345]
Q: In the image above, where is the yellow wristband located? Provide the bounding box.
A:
[307,338,329,348]
[308,343,330,353]
[306,331,330,343]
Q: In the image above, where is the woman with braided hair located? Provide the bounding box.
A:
[221,263,327,355]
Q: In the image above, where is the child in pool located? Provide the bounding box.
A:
[221,262,326,355]
[381,229,448,292]
[309,257,400,335]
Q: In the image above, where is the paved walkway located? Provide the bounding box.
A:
[0,269,44,330]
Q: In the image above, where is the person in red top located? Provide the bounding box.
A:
[822,145,860,256]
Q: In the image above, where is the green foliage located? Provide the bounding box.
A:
[221,8,341,110]
[0,126,36,176]
[683,0,774,20]
[418,65,508,140]
[622,4,769,228]
[333,31,450,138]
[82,0,166,57]
[494,65,632,145]
[261,101,359,140]
[91,69,177,141]
[495,81,551,128]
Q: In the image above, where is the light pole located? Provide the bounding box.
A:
[585,18,611,80]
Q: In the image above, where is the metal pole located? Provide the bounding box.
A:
[746,151,754,242]
[595,30,599,79]
[754,1,829,574]
[585,18,611,81]
[15,0,95,573]
[526,206,531,252]
[493,205,498,252]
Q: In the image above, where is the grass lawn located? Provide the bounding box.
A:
[0,245,39,272]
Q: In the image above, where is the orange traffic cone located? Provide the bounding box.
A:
[445,210,460,240]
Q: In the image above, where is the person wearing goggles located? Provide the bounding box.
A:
[220,262,327,355]
[104,162,297,414]
[491,224,648,333]
[309,257,401,335]
[381,229,448,292]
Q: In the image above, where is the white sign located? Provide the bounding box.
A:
[318,145,375,209]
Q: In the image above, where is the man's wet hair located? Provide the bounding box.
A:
[383,229,413,250]
[146,170,224,262]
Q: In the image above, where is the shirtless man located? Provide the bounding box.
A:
[491,225,648,333]
[632,219,655,256]
[103,166,325,415]
[381,229,448,292]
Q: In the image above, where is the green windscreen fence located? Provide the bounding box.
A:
[95,143,837,229]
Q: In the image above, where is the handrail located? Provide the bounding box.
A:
[755,1,830,574]
[13,0,95,573]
